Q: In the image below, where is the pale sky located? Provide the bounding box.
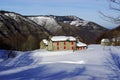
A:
[0,0,119,29]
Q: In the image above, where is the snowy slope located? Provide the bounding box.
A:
[70,20,89,26]
[4,12,35,24]
[0,45,120,80]
[28,16,62,33]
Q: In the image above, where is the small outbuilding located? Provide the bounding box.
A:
[77,42,87,50]
[111,38,116,46]
[101,38,110,46]
[111,37,120,46]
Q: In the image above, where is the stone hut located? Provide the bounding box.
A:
[101,38,110,46]
[40,36,87,51]
[77,42,87,50]
[111,37,120,46]
[47,36,77,51]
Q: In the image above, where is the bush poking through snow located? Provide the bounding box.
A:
[7,50,16,58]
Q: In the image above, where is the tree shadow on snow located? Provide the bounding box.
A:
[44,67,86,80]
[0,65,86,80]
[104,48,120,80]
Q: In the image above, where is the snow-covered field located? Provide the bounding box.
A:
[0,45,120,80]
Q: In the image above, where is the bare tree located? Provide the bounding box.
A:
[100,0,120,24]
[109,0,120,11]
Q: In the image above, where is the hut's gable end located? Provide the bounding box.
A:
[40,39,48,49]
[40,41,46,49]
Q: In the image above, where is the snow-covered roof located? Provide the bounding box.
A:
[51,36,76,41]
[77,42,87,47]
[101,39,110,43]
[42,39,48,45]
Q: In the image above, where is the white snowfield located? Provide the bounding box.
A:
[0,45,120,80]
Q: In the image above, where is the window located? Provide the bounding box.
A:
[71,46,74,50]
[57,42,59,45]
[71,42,74,45]
[57,47,59,50]
[64,42,66,45]
[64,46,66,49]
[79,47,81,50]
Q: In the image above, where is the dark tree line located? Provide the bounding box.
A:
[0,34,39,51]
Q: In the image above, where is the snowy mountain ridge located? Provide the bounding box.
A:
[28,15,89,27]
[0,10,108,51]
[0,11,32,23]
[28,15,107,32]
[28,16,62,33]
